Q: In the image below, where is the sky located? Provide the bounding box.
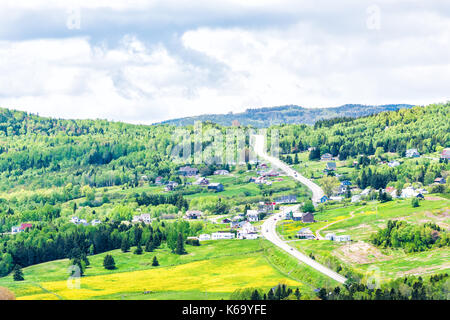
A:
[0,1,449,124]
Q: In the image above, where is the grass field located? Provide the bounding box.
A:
[0,239,335,300]
[277,197,450,281]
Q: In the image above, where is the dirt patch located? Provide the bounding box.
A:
[424,196,445,201]
[398,263,450,277]
[333,241,392,264]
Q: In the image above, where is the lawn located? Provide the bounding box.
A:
[275,198,450,281]
[0,239,335,300]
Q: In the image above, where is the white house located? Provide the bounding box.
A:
[70,216,80,224]
[388,160,401,168]
[325,233,351,241]
[334,235,351,242]
[406,149,420,158]
[132,214,152,224]
[11,226,21,234]
[211,232,235,240]
[238,222,258,239]
[246,210,259,222]
[91,219,101,226]
[400,186,424,198]
[199,234,211,241]
[325,233,335,240]
[239,232,259,240]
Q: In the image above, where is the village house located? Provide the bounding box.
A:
[237,222,258,239]
[274,195,297,204]
[184,210,203,220]
[263,170,279,177]
[132,214,152,224]
[70,216,80,224]
[325,162,337,172]
[292,211,315,223]
[434,177,446,184]
[258,202,275,213]
[401,186,424,199]
[221,218,231,223]
[405,148,420,158]
[388,160,401,168]
[199,234,211,241]
[330,196,344,202]
[258,163,268,169]
[211,232,236,240]
[207,183,224,192]
[214,169,230,175]
[295,228,315,240]
[246,210,259,222]
[325,233,351,242]
[320,153,333,161]
[178,166,198,176]
[319,195,329,203]
[230,220,245,229]
[155,176,163,185]
[91,219,102,226]
[194,177,209,185]
[11,223,32,234]
[165,181,179,191]
[441,148,450,160]
[351,194,361,203]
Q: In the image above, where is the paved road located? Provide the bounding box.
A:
[253,134,347,284]
[253,135,325,204]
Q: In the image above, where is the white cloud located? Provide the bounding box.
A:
[0,1,449,123]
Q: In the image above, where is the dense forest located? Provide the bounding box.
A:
[0,219,202,277]
[370,220,450,252]
[317,273,449,300]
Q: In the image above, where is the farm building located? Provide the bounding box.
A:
[292,211,314,223]
[274,195,297,204]
[320,153,333,161]
[246,210,259,222]
[207,183,224,192]
[178,166,198,176]
[405,148,420,158]
[185,210,203,219]
[441,148,450,160]
[325,233,351,242]
[434,177,446,184]
[211,232,235,240]
[258,202,275,213]
[214,170,230,175]
[295,228,315,240]
[199,234,211,241]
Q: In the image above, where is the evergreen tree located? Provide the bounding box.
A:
[152,256,159,266]
[134,243,143,255]
[121,237,130,253]
[175,232,187,255]
[250,289,261,300]
[13,265,24,281]
[103,254,116,270]
[294,287,301,300]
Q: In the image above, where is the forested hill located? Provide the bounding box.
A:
[0,103,447,193]
[157,104,414,127]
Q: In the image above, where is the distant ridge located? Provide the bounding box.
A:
[156,104,415,127]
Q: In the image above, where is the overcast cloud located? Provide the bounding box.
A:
[0,0,449,124]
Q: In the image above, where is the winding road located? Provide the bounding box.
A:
[253,134,347,284]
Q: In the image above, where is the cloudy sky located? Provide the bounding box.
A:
[0,1,449,124]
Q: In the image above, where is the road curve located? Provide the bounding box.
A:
[253,134,347,284]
